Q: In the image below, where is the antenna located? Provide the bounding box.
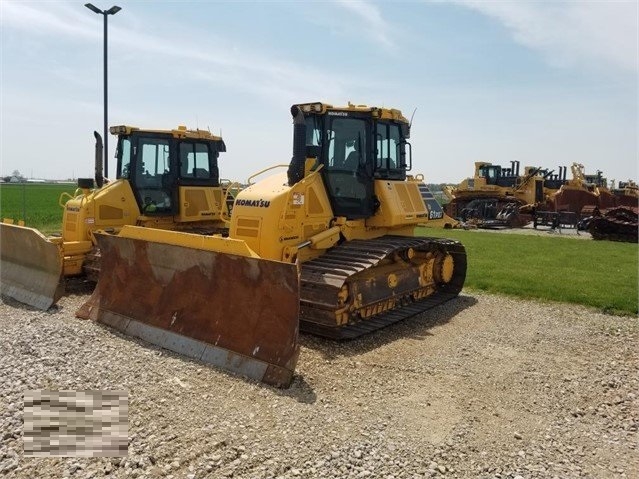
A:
[409,108,417,128]
[196,115,199,130]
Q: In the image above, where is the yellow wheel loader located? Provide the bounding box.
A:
[1,125,234,310]
[80,102,467,388]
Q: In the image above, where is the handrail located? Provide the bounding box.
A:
[246,164,289,185]
[220,181,244,226]
[58,188,84,208]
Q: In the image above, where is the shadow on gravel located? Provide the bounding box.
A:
[90,324,319,403]
[299,294,478,360]
[64,277,96,297]
[1,277,94,314]
[273,375,317,404]
[1,294,47,312]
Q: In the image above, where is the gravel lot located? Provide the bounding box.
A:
[1,287,637,479]
[466,225,591,239]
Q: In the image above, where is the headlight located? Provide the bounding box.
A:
[109,125,128,134]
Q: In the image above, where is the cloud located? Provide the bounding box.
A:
[333,0,395,50]
[0,1,357,105]
[1,1,96,39]
[450,0,638,73]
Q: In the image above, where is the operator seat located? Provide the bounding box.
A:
[343,142,362,171]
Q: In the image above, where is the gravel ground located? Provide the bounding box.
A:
[1,288,637,479]
[463,225,591,239]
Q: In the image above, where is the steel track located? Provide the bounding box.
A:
[299,236,467,339]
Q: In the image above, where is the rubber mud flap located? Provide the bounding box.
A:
[77,233,300,388]
[0,223,63,310]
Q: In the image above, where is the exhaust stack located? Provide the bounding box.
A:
[287,106,306,187]
[94,131,104,188]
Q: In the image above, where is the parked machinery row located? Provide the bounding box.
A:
[444,160,638,231]
[1,102,467,387]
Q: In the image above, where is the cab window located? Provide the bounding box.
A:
[375,122,405,180]
[135,138,170,183]
[322,116,374,218]
[117,137,132,179]
[327,117,367,171]
[180,142,211,178]
[305,116,322,147]
[133,137,173,214]
[478,166,500,185]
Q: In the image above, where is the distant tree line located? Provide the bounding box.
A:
[425,183,451,205]
[2,170,25,182]
[425,183,449,192]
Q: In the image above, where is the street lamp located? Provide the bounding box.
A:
[85,3,121,181]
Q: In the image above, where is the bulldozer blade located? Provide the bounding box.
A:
[77,232,300,388]
[0,223,64,310]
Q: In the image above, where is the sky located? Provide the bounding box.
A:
[0,0,637,184]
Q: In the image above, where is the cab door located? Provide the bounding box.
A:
[131,135,177,215]
[175,140,224,222]
[322,116,375,219]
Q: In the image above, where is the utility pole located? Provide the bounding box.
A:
[85,3,122,180]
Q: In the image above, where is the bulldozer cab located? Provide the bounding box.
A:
[478,164,499,185]
[478,163,520,188]
[113,126,225,216]
[300,104,410,219]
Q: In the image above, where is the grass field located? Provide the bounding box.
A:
[1,183,637,315]
[419,227,638,316]
[0,183,77,234]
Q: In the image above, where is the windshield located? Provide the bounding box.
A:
[326,117,367,170]
[136,138,170,179]
[116,137,132,179]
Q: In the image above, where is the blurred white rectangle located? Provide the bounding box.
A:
[23,390,128,457]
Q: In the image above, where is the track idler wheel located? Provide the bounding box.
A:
[433,252,454,284]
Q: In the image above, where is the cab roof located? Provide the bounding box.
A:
[295,101,409,124]
[109,125,223,141]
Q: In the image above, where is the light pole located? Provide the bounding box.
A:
[85,3,121,180]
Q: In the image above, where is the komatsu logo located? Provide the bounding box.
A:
[236,199,270,208]
[328,111,348,116]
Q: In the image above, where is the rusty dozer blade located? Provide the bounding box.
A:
[0,223,64,310]
[77,229,300,388]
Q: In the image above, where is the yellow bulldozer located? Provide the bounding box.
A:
[1,126,235,310]
[611,179,639,207]
[443,161,578,228]
[443,160,550,227]
[79,102,467,388]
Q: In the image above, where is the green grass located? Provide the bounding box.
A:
[0,183,77,234]
[418,227,638,316]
